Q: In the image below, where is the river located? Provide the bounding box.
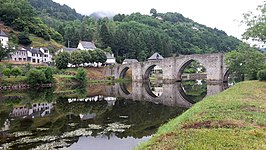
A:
[0,80,227,150]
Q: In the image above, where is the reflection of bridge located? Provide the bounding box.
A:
[107,53,229,83]
[104,82,227,108]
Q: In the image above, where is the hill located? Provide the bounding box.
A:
[1,0,241,60]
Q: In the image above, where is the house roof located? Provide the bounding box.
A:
[123,59,138,63]
[105,52,115,59]
[63,48,77,53]
[148,52,164,60]
[259,47,266,53]
[0,30,8,37]
[29,48,44,54]
[79,41,96,50]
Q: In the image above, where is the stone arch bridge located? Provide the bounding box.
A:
[107,53,228,83]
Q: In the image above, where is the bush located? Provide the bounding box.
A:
[3,68,11,78]
[75,68,87,85]
[257,69,266,81]
[26,69,46,86]
[11,67,23,78]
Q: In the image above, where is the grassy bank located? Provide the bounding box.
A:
[137,81,266,150]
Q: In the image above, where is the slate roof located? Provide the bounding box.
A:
[105,52,115,59]
[148,52,164,60]
[29,48,44,54]
[259,47,266,54]
[123,59,138,64]
[0,30,8,37]
[80,41,96,50]
[63,48,77,53]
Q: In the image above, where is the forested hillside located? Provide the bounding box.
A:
[1,0,241,62]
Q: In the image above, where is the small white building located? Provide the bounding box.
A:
[105,52,116,65]
[77,41,96,50]
[0,30,8,48]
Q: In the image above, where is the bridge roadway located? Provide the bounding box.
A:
[107,53,229,83]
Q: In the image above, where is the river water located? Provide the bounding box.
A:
[0,80,227,150]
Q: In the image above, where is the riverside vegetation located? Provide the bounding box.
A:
[137,81,266,150]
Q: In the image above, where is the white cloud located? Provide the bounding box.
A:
[53,0,265,39]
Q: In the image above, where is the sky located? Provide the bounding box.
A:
[53,0,265,40]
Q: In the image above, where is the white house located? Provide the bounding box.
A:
[77,41,96,50]
[0,30,8,48]
[105,52,116,65]
[11,47,52,64]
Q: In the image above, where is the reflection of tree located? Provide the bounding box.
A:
[181,80,207,102]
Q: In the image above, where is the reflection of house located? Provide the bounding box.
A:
[10,47,52,63]
[77,41,96,50]
[0,30,8,48]
[122,59,138,64]
[152,87,163,97]
[10,103,54,118]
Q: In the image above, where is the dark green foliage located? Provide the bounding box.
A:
[70,51,84,67]
[75,68,87,85]
[257,69,266,81]
[81,51,91,64]
[44,67,54,83]
[18,32,32,46]
[55,51,70,69]
[26,69,46,86]
[225,44,265,80]
[11,67,22,78]
[3,68,11,78]
[95,49,107,64]
[0,44,14,62]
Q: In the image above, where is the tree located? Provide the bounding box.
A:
[11,67,22,78]
[225,44,265,80]
[81,50,91,64]
[0,43,14,62]
[55,51,70,69]
[75,67,87,85]
[96,49,107,65]
[150,8,158,17]
[3,68,11,78]
[44,67,54,83]
[27,69,46,86]
[242,2,266,42]
[18,32,32,46]
[70,50,84,67]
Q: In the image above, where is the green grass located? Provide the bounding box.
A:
[0,76,27,86]
[137,81,266,150]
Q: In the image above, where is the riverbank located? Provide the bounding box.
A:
[137,81,266,150]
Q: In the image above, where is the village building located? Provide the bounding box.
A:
[10,47,52,64]
[0,30,8,48]
[77,41,96,50]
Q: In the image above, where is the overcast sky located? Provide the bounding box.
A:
[53,0,264,40]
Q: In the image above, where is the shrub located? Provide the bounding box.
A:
[75,68,87,85]
[26,69,46,86]
[257,69,266,81]
[11,67,23,78]
[3,68,11,78]
[44,67,54,83]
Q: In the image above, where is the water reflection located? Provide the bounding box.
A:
[0,81,226,150]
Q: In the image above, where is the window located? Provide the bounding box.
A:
[32,59,36,63]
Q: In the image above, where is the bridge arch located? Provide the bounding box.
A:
[119,66,131,79]
[176,59,207,81]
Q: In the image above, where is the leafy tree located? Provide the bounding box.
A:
[81,50,91,64]
[0,43,14,62]
[3,68,11,78]
[18,32,32,46]
[75,67,87,85]
[11,67,22,78]
[70,51,84,67]
[55,51,70,69]
[150,8,158,17]
[225,44,265,80]
[44,67,54,83]
[27,69,46,86]
[257,69,266,81]
[95,49,107,65]
[242,2,266,42]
